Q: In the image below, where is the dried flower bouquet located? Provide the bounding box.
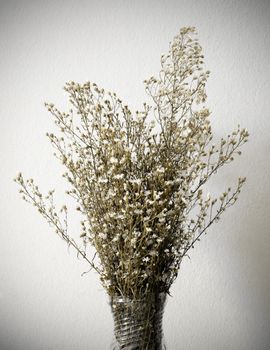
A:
[15,26,248,348]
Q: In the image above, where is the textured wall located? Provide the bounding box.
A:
[1,1,269,349]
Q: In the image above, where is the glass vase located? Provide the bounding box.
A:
[110,292,167,350]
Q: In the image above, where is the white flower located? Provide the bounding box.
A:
[116,214,125,220]
[109,156,118,164]
[143,256,150,263]
[98,177,108,184]
[133,230,141,237]
[181,196,187,204]
[130,238,136,245]
[134,209,143,215]
[98,232,107,240]
[112,235,120,242]
[154,191,163,200]
[113,174,124,180]
[130,178,142,185]
[156,167,165,174]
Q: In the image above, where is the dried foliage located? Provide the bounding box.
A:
[15,27,248,299]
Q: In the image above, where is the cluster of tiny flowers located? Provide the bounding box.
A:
[15,27,248,298]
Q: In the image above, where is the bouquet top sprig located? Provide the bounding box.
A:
[15,26,249,298]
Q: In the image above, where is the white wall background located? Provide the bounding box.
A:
[0,0,269,349]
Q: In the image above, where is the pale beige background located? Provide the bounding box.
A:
[0,0,269,349]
